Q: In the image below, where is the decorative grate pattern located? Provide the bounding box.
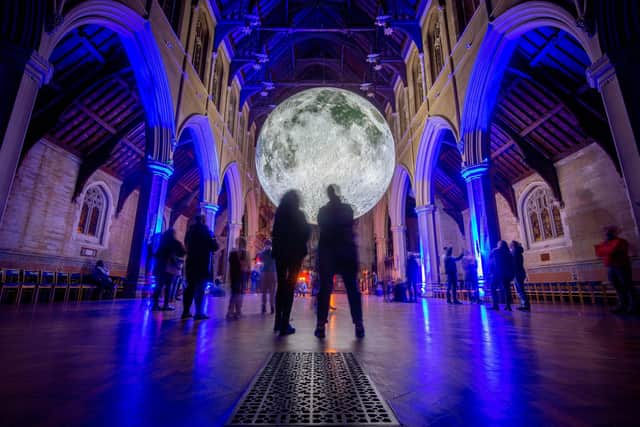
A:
[227,352,399,426]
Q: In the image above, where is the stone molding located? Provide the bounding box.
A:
[586,54,616,91]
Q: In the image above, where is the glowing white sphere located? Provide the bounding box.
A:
[255,87,395,224]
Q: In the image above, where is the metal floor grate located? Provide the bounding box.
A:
[227,352,400,426]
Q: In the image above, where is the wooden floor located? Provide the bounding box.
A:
[0,294,639,427]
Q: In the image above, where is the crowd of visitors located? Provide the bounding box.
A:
[144,185,637,330]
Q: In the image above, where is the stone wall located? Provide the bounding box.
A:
[0,140,138,276]
[495,143,639,281]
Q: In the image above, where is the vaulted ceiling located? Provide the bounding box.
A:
[21,2,619,227]
[216,0,420,125]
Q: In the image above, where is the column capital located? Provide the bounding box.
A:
[461,161,489,182]
[200,202,219,212]
[146,159,173,179]
[25,51,52,87]
[586,54,616,91]
[390,225,406,233]
[228,222,242,230]
[415,204,436,215]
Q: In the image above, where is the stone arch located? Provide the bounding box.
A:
[460,1,601,165]
[39,0,176,162]
[387,165,413,280]
[177,114,220,204]
[220,162,244,227]
[414,115,459,207]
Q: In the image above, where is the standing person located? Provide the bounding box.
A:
[227,237,249,319]
[183,215,219,320]
[510,241,530,311]
[462,251,479,303]
[315,185,364,339]
[271,190,311,336]
[444,247,464,304]
[152,228,185,311]
[489,241,514,311]
[406,254,420,302]
[259,239,276,314]
[595,226,636,313]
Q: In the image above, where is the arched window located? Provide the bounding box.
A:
[212,55,225,109]
[412,57,424,113]
[455,0,480,36]
[524,187,565,244]
[192,14,210,82]
[227,90,237,136]
[427,13,445,83]
[77,185,108,240]
[396,88,407,137]
[159,0,182,34]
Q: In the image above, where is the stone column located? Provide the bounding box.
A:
[374,235,386,281]
[416,204,439,291]
[0,49,51,225]
[125,159,173,296]
[588,55,640,237]
[461,161,501,289]
[200,201,219,231]
[390,225,407,281]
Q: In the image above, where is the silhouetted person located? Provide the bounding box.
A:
[259,239,276,314]
[227,237,249,319]
[444,247,463,304]
[510,241,530,311]
[462,250,479,303]
[406,254,421,302]
[489,240,514,311]
[183,215,219,320]
[315,185,364,339]
[271,190,311,336]
[152,228,185,311]
[596,226,636,313]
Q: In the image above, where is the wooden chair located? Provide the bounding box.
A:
[0,269,21,303]
[65,273,83,302]
[54,272,69,302]
[17,270,40,303]
[37,271,56,303]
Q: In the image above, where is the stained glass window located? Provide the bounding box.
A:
[193,14,210,82]
[77,186,107,239]
[159,0,182,34]
[412,57,424,113]
[428,14,445,83]
[525,187,565,245]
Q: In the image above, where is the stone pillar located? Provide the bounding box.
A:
[416,204,439,291]
[461,161,501,289]
[587,55,640,237]
[374,235,386,281]
[0,49,51,225]
[390,225,407,281]
[200,201,219,231]
[125,159,173,296]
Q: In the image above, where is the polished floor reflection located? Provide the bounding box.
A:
[1,295,639,427]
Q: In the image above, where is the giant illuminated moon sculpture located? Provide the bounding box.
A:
[256,87,396,224]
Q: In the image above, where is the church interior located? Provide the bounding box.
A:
[1,1,639,426]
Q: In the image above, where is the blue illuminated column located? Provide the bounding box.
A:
[415,204,439,292]
[126,159,173,295]
[390,225,407,281]
[200,201,219,231]
[461,161,500,290]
